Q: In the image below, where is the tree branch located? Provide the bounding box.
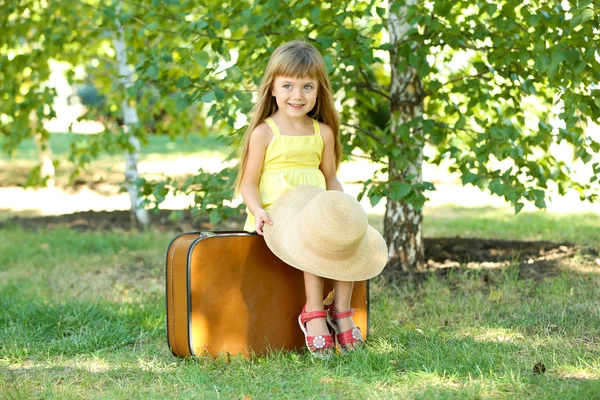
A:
[358,67,391,101]
[159,2,178,22]
[432,120,481,141]
[424,71,493,97]
[342,122,384,144]
[349,152,382,163]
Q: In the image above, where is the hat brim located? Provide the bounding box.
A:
[263,186,388,281]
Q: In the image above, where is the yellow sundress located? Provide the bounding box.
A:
[243,116,327,232]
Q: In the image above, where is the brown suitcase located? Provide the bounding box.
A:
[165,231,370,358]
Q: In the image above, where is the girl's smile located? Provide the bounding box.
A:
[289,103,304,110]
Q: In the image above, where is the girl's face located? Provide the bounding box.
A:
[271,76,318,118]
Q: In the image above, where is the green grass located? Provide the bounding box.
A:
[0,131,229,162]
[1,213,600,399]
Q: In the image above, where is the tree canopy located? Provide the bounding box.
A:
[1,0,599,269]
[130,0,600,216]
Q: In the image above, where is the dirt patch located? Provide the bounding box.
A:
[425,237,573,264]
[0,209,231,232]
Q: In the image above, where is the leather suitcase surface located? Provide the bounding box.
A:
[166,232,369,358]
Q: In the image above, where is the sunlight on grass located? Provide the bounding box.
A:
[555,366,600,380]
[468,327,526,344]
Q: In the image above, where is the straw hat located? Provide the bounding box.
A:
[263,185,388,281]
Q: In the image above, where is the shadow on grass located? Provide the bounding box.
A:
[0,291,163,359]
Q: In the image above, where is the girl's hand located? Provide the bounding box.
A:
[254,208,273,236]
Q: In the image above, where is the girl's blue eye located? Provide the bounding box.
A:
[283,84,292,89]
[304,85,313,90]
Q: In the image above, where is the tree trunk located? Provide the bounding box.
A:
[385,0,425,271]
[113,0,149,226]
[30,111,55,188]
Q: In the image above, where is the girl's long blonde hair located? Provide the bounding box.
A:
[233,40,341,195]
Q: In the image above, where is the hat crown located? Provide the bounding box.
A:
[299,191,367,252]
[263,185,388,281]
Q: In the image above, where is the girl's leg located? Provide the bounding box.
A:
[303,271,331,354]
[333,280,361,350]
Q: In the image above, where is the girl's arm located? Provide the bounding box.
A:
[241,123,273,234]
[319,123,344,192]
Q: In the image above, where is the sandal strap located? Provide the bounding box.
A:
[337,326,363,347]
[330,307,355,320]
[300,306,328,325]
[306,334,335,351]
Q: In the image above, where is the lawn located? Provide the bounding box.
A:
[2,130,599,398]
[0,132,229,162]
[1,208,599,399]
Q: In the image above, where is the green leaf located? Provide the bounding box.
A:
[226,66,242,81]
[214,87,226,101]
[412,193,426,211]
[193,51,209,67]
[570,8,594,28]
[428,81,442,92]
[201,92,215,103]
[390,182,412,200]
[378,43,394,51]
[176,76,192,89]
[489,178,504,195]
[534,197,547,209]
[370,194,383,207]
[532,189,547,209]
[175,95,190,112]
[323,53,333,73]
[310,6,320,22]
[209,209,221,225]
[234,90,251,102]
[421,181,436,191]
[580,151,592,163]
[461,171,477,185]
[514,202,524,214]
[191,19,209,30]
[145,65,159,80]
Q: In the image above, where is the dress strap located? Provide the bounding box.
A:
[312,119,321,137]
[264,117,280,136]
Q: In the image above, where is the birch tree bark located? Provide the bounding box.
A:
[30,111,55,188]
[385,0,425,271]
[113,1,149,226]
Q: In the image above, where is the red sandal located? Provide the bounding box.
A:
[326,303,364,353]
[298,305,335,359]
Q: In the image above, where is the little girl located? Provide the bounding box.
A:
[234,40,362,357]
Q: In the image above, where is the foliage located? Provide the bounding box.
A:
[1,0,599,224]
[418,0,600,211]
[0,1,82,185]
[132,0,600,223]
[0,0,207,183]
[138,166,243,224]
